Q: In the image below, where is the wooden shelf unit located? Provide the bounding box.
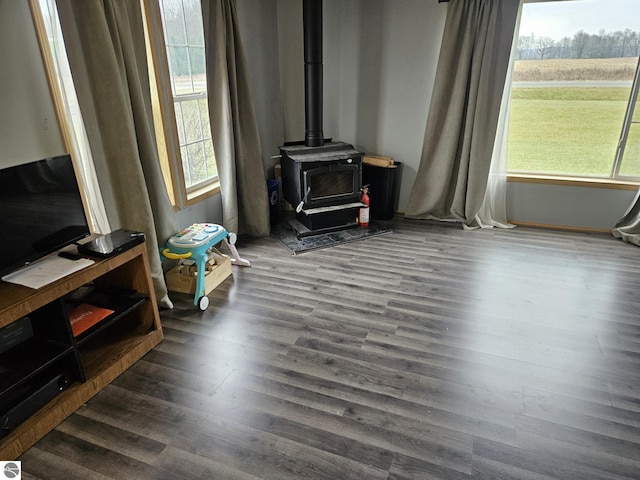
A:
[0,242,163,459]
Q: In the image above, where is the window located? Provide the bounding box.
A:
[143,0,218,207]
[507,0,640,181]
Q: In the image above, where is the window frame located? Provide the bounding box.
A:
[507,0,640,187]
[141,0,220,210]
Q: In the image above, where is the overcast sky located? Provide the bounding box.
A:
[519,0,640,40]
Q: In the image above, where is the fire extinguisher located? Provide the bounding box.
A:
[358,185,370,228]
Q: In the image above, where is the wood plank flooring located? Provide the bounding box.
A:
[18,218,640,479]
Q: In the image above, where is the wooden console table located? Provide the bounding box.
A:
[0,243,163,459]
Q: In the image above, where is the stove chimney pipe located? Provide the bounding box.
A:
[303,0,324,147]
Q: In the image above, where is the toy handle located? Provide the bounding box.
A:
[161,248,192,260]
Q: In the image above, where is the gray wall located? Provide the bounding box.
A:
[2,0,636,232]
[326,0,446,213]
[507,182,635,231]
[0,1,65,167]
[275,0,447,213]
[264,0,634,231]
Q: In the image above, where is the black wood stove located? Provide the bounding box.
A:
[279,0,364,237]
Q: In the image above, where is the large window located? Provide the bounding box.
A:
[507,0,640,181]
[33,0,218,214]
[144,0,218,207]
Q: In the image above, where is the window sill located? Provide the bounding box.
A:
[184,181,221,207]
[507,174,639,191]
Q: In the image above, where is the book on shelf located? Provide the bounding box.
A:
[68,303,114,337]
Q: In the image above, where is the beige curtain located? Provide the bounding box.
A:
[612,190,640,246]
[404,0,520,228]
[201,0,270,237]
[474,1,522,229]
[38,0,111,235]
[56,0,178,308]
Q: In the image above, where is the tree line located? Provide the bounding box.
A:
[517,29,640,60]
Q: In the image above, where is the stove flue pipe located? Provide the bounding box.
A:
[303,0,324,147]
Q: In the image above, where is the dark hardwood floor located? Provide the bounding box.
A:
[19,218,640,479]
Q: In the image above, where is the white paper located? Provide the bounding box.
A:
[1,256,95,289]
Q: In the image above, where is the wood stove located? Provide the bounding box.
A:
[280,141,363,235]
[279,0,365,237]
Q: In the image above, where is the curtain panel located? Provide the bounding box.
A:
[56,0,178,308]
[474,1,522,229]
[201,0,270,237]
[612,189,640,246]
[35,0,111,235]
[404,0,520,228]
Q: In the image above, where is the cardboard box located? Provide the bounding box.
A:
[166,254,232,295]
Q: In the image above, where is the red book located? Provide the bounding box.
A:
[68,303,114,337]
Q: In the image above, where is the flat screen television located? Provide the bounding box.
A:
[0,154,91,278]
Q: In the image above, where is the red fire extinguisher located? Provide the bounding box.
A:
[359,185,370,228]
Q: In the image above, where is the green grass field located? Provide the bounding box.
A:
[507,86,639,177]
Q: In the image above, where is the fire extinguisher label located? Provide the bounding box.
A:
[359,207,370,225]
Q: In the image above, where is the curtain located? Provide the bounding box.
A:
[201,0,270,237]
[474,1,522,229]
[56,0,178,308]
[37,0,111,235]
[404,0,520,228]
[612,190,640,246]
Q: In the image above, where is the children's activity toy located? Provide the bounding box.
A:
[161,223,250,310]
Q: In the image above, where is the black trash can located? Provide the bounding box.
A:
[362,162,401,221]
[267,179,280,226]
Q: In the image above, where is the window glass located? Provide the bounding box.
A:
[507,0,640,179]
[183,0,203,46]
[159,0,217,192]
[619,123,640,176]
[161,0,185,45]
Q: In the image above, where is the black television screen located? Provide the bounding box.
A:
[0,154,91,277]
